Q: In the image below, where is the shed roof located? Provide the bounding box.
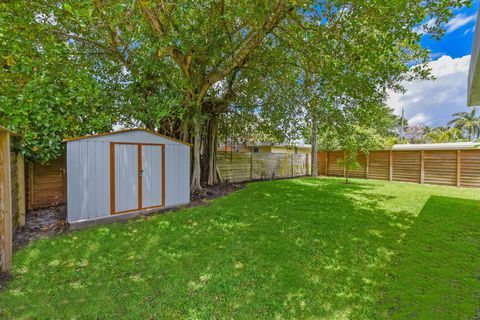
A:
[392,142,479,151]
[247,142,312,148]
[64,128,191,146]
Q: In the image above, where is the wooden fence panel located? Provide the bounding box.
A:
[368,151,390,180]
[460,150,480,188]
[218,152,308,183]
[317,152,328,176]
[327,152,344,177]
[424,151,457,186]
[349,153,367,178]
[392,151,421,183]
[10,151,18,231]
[217,152,251,182]
[292,154,308,177]
[28,157,66,209]
[0,131,12,272]
[319,149,480,188]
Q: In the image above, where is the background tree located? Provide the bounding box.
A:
[448,108,480,141]
[425,127,465,143]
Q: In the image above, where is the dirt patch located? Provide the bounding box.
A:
[0,272,12,291]
[13,205,67,249]
[190,182,245,205]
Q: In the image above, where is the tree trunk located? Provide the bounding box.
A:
[311,116,318,177]
[190,116,202,192]
[205,114,220,185]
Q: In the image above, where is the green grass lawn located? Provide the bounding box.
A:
[1,177,480,319]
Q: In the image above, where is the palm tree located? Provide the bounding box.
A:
[447,108,480,141]
[425,127,464,143]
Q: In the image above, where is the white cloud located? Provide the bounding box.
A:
[387,55,471,127]
[464,26,475,36]
[445,13,476,33]
[408,113,430,126]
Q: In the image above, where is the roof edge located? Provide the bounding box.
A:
[392,142,480,151]
[64,128,192,146]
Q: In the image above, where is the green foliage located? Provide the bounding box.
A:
[1,178,479,319]
[425,127,465,143]
[447,108,480,141]
[0,2,116,161]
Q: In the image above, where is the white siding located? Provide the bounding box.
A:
[67,130,190,223]
[141,145,163,208]
[165,144,190,206]
[114,144,139,213]
[67,141,110,222]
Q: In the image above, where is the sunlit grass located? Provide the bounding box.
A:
[1,177,479,319]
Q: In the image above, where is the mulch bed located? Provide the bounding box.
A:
[13,205,67,249]
[190,182,245,205]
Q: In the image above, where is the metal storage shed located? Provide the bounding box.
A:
[66,129,190,227]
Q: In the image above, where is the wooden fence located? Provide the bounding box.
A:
[318,150,480,188]
[26,157,66,210]
[1,130,26,272]
[218,152,310,183]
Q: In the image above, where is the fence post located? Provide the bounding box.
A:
[291,154,294,177]
[27,162,34,210]
[365,153,369,179]
[325,152,328,176]
[389,150,393,181]
[420,150,424,184]
[456,150,461,187]
[16,153,25,227]
[250,151,253,180]
[0,131,12,272]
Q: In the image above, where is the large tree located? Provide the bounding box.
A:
[1,0,469,190]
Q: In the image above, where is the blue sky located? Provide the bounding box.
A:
[421,2,477,59]
[387,1,478,127]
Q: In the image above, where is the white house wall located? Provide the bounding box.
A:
[67,130,190,223]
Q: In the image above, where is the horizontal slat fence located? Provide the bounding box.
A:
[424,151,457,186]
[392,151,421,183]
[327,152,344,177]
[368,151,390,180]
[349,153,367,178]
[218,152,310,183]
[27,157,66,210]
[318,149,480,188]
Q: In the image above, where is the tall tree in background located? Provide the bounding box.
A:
[448,108,480,141]
[425,127,465,143]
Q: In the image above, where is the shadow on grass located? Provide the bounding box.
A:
[0,178,477,319]
[386,195,480,320]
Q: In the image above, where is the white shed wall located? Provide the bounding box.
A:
[67,141,110,222]
[67,130,190,223]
